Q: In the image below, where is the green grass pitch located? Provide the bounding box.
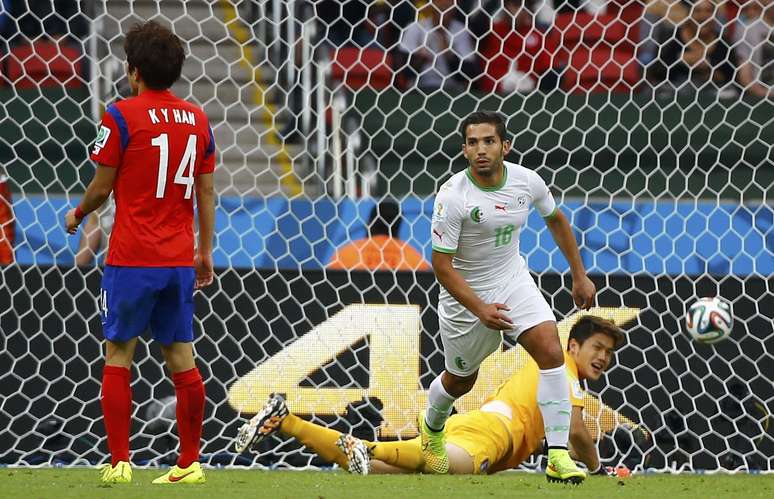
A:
[4,468,773,498]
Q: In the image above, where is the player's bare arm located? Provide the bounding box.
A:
[568,405,599,472]
[432,250,514,330]
[544,209,595,309]
[65,165,117,234]
[75,213,102,266]
[195,172,215,289]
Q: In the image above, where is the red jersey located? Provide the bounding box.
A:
[90,89,215,267]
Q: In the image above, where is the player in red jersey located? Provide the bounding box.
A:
[64,21,215,485]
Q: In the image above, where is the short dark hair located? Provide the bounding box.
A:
[369,200,401,237]
[460,111,508,143]
[124,21,184,90]
[567,315,625,350]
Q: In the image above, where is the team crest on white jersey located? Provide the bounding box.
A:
[470,206,484,223]
[517,195,528,209]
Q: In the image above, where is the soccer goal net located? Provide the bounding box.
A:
[0,0,772,473]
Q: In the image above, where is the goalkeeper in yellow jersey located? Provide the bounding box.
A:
[234,316,643,482]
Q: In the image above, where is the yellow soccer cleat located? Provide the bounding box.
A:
[546,448,586,484]
[152,461,206,484]
[418,411,449,474]
[98,461,132,483]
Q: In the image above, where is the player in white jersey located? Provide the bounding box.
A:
[421,111,596,484]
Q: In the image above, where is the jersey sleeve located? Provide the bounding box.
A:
[568,371,585,408]
[451,22,475,61]
[400,23,422,53]
[199,123,216,175]
[90,105,128,168]
[529,170,557,218]
[431,184,464,254]
[735,31,751,62]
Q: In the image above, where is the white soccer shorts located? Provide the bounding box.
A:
[438,268,555,377]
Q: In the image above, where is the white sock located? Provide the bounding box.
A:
[538,365,571,449]
[424,375,456,431]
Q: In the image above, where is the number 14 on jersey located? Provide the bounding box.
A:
[151,133,197,199]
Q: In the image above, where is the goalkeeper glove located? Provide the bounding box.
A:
[592,464,631,477]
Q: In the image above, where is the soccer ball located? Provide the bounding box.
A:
[685,297,733,344]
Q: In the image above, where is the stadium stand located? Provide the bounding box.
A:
[548,11,640,92]
[330,47,394,90]
[4,38,83,88]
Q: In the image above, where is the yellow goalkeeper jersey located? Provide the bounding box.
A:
[484,352,585,472]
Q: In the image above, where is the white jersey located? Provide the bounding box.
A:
[431,161,557,311]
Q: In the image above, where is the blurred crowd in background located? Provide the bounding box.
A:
[0,0,771,98]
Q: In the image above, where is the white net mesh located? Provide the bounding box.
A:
[0,0,772,472]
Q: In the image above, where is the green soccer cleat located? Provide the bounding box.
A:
[152,461,206,484]
[546,448,586,484]
[98,461,132,483]
[418,411,449,474]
